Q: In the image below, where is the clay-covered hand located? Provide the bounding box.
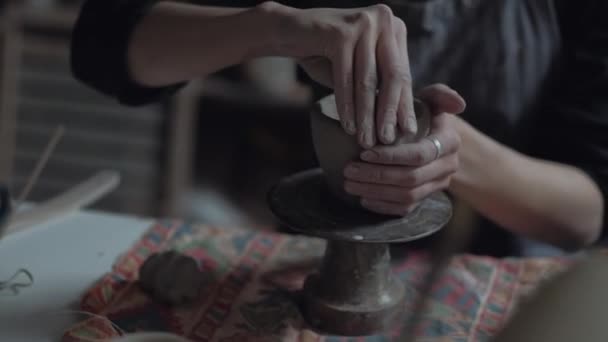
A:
[266,2,414,147]
[342,84,466,216]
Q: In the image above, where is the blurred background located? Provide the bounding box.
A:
[0,0,324,229]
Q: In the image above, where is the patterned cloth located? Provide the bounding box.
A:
[62,221,570,342]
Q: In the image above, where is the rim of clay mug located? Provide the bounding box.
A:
[315,93,432,142]
[317,94,341,120]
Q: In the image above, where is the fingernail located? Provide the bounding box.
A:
[345,164,360,177]
[359,131,375,149]
[407,115,418,135]
[343,120,356,135]
[382,124,395,143]
[361,150,378,161]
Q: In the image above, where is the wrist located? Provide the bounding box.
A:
[449,116,509,195]
[449,117,475,190]
[248,2,298,58]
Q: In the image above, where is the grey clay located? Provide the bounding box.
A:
[310,94,432,208]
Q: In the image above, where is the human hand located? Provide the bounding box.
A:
[342,84,466,216]
[262,2,414,147]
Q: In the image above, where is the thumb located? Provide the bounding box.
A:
[417,84,466,115]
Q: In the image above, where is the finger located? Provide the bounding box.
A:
[375,10,401,144]
[344,154,458,187]
[361,179,450,215]
[360,198,417,216]
[354,13,379,148]
[345,180,410,203]
[393,18,416,136]
[417,84,466,115]
[360,131,460,166]
[331,41,357,134]
[345,176,450,204]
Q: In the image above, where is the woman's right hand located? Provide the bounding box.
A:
[259,2,415,148]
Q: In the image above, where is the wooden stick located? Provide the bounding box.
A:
[5,170,120,236]
[0,126,65,240]
[15,125,64,205]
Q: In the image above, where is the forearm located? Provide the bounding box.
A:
[450,117,604,250]
[128,1,281,87]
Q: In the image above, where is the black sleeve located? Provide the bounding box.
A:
[70,0,268,106]
[69,0,371,106]
[70,0,183,106]
[534,1,608,238]
[69,0,319,106]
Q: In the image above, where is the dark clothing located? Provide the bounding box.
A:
[70,0,608,257]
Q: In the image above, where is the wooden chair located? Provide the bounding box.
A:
[0,3,199,217]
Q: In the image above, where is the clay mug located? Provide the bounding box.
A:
[310,94,432,209]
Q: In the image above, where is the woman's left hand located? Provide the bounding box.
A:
[343,84,466,216]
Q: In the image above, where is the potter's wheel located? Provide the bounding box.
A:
[268,168,452,336]
[268,168,451,243]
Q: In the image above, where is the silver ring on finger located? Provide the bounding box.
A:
[426,136,442,161]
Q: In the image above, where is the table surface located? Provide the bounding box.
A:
[0,207,570,342]
[0,209,153,342]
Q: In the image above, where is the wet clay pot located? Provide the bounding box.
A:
[310,94,431,208]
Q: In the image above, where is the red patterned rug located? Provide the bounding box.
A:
[62,220,570,341]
